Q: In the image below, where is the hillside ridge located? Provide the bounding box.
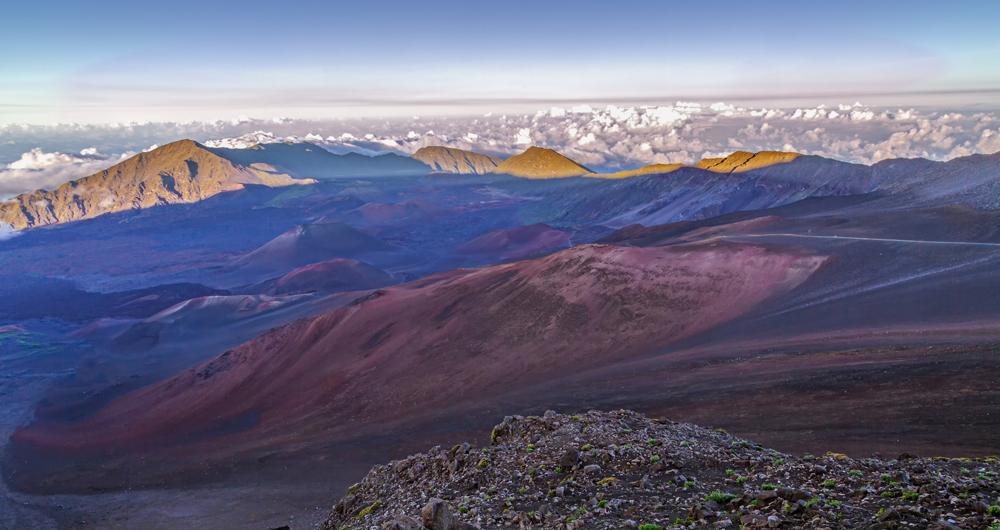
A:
[0,139,312,230]
[322,409,1000,530]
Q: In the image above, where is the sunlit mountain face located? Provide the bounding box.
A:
[3,1,1000,529]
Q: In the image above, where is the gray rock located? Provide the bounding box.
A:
[777,487,807,502]
[421,498,455,530]
[767,514,781,527]
[559,448,579,469]
[756,490,779,502]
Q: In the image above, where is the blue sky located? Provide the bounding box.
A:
[3,0,999,123]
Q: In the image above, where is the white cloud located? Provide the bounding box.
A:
[0,222,19,240]
[514,127,532,145]
[3,102,1000,192]
[0,147,117,199]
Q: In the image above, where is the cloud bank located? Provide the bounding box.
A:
[2,102,999,198]
[199,102,1000,169]
[0,148,130,200]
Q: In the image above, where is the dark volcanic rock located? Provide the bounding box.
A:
[320,410,1000,529]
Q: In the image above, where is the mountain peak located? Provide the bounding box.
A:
[0,140,311,230]
[492,146,592,178]
[696,150,800,173]
[412,146,500,174]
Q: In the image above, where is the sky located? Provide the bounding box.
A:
[3,0,1000,124]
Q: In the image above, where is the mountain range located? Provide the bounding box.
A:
[3,131,1000,529]
[0,141,811,230]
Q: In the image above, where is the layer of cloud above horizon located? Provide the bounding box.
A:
[3,101,1000,199]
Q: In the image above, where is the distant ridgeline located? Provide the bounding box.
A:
[3,136,999,230]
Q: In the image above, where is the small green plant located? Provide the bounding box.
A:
[772,457,785,466]
[736,475,748,485]
[749,499,760,507]
[879,473,892,482]
[725,468,735,477]
[825,499,842,508]
[526,443,536,453]
[988,505,1000,517]
[597,499,608,509]
[355,500,382,519]
[848,470,863,478]
[580,443,593,451]
[880,490,899,498]
[902,490,919,501]
[638,524,663,530]
[762,483,778,490]
[555,466,565,474]
[650,455,661,463]
[803,497,820,509]
[572,415,583,421]
[683,480,696,490]
[646,438,660,447]
[346,482,361,495]
[875,507,888,520]
[987,524,1000,530]
[477,457,489,468]
[822,478,837,488]
[458,505,469,514]
[705,490,736,504]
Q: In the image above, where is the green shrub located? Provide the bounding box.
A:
[355,500,382,519]
[638,524,663,530]
[705,490,736,504]
[762,483,778,490]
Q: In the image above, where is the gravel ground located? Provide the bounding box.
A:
[321,409,1000,529]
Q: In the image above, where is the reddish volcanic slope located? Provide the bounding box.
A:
[271,258,391,294]
[12,242,824,474]
[457,223,572,260]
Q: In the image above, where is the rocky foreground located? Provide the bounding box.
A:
[320,410,1000,530]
